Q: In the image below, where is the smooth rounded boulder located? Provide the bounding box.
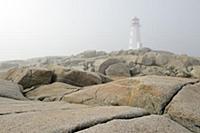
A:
[98,58,123,74]
[3,67,53,89]
[0,79,26,100]
[105,63,130,77]
[165,83,200,133]
[52,66,112,87]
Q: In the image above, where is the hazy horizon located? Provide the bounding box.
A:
[0,0,200,61]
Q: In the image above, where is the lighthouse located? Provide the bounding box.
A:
[129,17,142,49]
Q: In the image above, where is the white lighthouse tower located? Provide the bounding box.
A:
[129,17,142,49]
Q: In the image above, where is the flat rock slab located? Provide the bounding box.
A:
[0,97,88,115]
[0,97,148,133]
[0,80,26,100]
[62,76,198,114]
[25,82,80,101]
[166,83,200,133]
[78,115,192,133]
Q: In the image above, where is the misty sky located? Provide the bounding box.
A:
[0,0,200,61]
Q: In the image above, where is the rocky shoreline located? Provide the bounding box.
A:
[0,48,200,133]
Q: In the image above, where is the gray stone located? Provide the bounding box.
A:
[78,115,192,133]
[155,53,173,66]
[105,63,130,77]
[0,80,26,100]
[3,67,53,89]
[63,76,198,114]
[54,69,103,87]
[52,66,112,86]
[97,73,113,83]
[98,58,122,74]
[165,83,200,133]
[141,66,165,76]
[130,67,141,76]
[137,52,156,66]
[25,82,80,101]
[0,97,148,133]
[191,66,200,79]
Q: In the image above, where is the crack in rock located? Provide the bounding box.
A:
[0,110,39,116]
[161,80,200,114]
[69,113,150,133]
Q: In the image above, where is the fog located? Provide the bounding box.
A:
[0,0,200,61]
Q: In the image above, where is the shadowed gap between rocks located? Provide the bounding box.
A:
[168,117,198,133]
[0,110,39,116]
[161,80,200,114]
[70,113,150,133]
[0,107,83,116]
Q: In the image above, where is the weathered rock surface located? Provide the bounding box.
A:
[0,48,200,133]
[165,82,200,133]
[137,52,157,66]
[0,97,148,133]
[3,67,53,89]
[25,82,80,101]
[0,97,87,115]
[0,80,26,100]
[136,51,200,67]
[78,115,192,133]
[98,58,123,74]
[0,48,200,79]
[141,66,165,76]
[191,66,200,79]
[105,63,130,77]
[53,67,111,87]
[63,76,198,114]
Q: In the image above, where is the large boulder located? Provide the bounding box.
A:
[3,67,53,89]
[62,76,198,114]
[191,66,200,79]
[155,52,174,66]
[105,63,130,77]
[25,82,80,101]
[52,67,111,87]
[0,80,26,100]
[0,97,148,133]
[164,55,200,68]
[78,115,192,133]
[137,52,156,66]
[136,51,200,68]
[165,83,200,133]
[98,58,123,74]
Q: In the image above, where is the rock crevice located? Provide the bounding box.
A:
[161,80,200,114]
[70,113,150,133]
